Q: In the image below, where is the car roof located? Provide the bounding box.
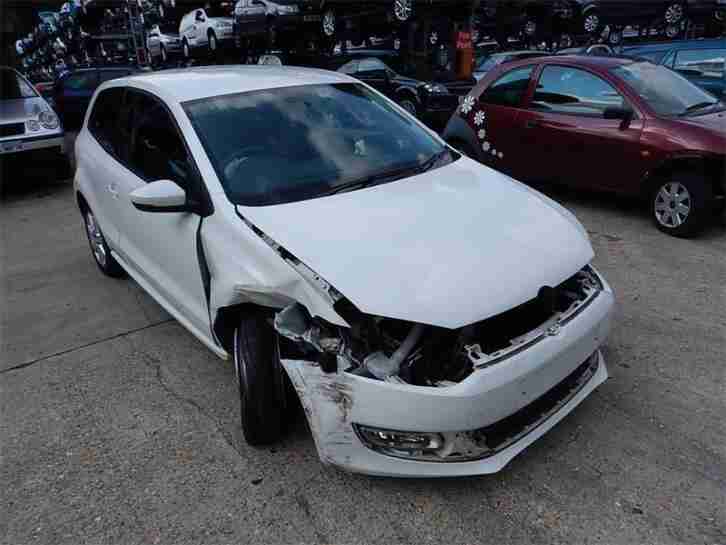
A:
[623,38,726,52]
[101,65,355,104]
[515,54,635,70]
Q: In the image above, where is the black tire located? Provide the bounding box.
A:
[208,30,218,54]
[182,39,190,59]
[234,311,284,445]
[160,44,167,63]
[651,172,713,238]
[81,205,125,277]
[398,97,418,117]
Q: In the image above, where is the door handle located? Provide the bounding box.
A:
[524,119,540,129]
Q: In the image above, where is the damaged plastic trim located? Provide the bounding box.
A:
[465,266,604,370]
[235,209,345,308]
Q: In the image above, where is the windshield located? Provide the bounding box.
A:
[612,62,722,117]
[0,69,38,100]
[184,83,450,206]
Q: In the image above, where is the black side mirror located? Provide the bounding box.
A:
[603,106,634,129]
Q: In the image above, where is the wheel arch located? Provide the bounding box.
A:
[213,302,272,353]
[642,154,725,200]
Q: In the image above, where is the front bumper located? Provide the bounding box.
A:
[283,272,614,477]
[0,134,65,156]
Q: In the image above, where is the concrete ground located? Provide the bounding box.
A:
[1,168,725,545]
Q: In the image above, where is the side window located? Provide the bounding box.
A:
[661,50,676,68]
[358,58,386,77]
[88,87,126,156]
[532,66,624,115]
[674,49,726,79]
[480,66,534,107]
[127,91,194,189]
[338,60,358,74]
[63,71,98,91]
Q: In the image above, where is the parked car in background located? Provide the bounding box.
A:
[474,50,549,81]
[74,66,613,477]
[621,39,726,98]
[566,0,722,39]
[233,0,319,50]
[556,43,614,56]
[336,56,459,127]
[146,23,182,64]
[0,66,69,187]
[444,55,726,237]
[179,5,235,58]
[53,66,137,129]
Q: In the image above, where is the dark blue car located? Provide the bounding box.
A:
[622,39,726,98]
[53,66,138,130]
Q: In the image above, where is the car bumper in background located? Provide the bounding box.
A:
[0,135,65,156]
[282,272,614,477]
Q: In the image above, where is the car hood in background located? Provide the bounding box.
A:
[238,159,594,329]
[0,97,50,123]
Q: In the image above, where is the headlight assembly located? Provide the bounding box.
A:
[423,82,448,94]
[39,110,60,130]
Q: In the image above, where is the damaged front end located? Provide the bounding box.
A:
[276,265,603,386]
[273,265,613,476]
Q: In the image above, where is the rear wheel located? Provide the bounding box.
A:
[583,9,601,34]
[652,173,713,238]
[322,8,336,38]
[393,0,413,22]
[160,44,168,63]
[664,2,685,24]
[234,311,285,445]
[209,31,218,53]
[182,39,190,59]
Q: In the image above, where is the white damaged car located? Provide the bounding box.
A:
[74,66,614,477]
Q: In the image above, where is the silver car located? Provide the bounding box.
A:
[146,24,182,64]
[0,66,69,188]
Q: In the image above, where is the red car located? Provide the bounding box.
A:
[443,55,726,237]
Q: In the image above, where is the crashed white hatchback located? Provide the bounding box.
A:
[75,67,613,477]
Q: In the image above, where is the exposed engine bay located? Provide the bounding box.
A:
[275,266,602,386]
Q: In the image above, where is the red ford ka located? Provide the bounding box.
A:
[443,55,726,237]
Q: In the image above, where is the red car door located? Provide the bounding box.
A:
[516,64,645,192]
[467,64,537,180]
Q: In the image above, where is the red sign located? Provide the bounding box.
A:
[456,32,473,50]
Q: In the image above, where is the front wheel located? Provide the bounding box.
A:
[399,97,418,117]
[664,2,685,24]
[652,173,713,238]
[182,39,190,59]
[209,31,218,53]
[160,44,167,63]
[583,9,601,34]
[234,312,285,445]
[83,207,124,277]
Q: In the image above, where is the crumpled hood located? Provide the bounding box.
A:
[0,97,49,123]
[238,158,594,329]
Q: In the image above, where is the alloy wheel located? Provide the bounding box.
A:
[393,0,413,22]
[654,182,691,229]
[584,13,599,33]
[161,45,167,62]
[665,3,684,24]
[210,33,217,51]
[84,211,107,268]
[524,20,537,36]
[322,9,335,37]
[183,40,189,58]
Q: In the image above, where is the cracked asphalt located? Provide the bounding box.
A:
[1,170,725,545]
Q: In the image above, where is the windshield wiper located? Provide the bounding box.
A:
[680,101,719,115]
[322,150,453,197]
[417,149,452,174]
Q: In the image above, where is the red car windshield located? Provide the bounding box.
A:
[612,62,722,117]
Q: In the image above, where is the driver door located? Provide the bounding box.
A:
[517,64,645,192]
[115,89,212,341]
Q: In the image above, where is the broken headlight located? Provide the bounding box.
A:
[354,425,444,457]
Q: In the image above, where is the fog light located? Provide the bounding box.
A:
[354,424,444,455]
[26,119,40,132]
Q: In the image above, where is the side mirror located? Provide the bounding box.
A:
[603,106,634,129]
[130,180,189,213]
